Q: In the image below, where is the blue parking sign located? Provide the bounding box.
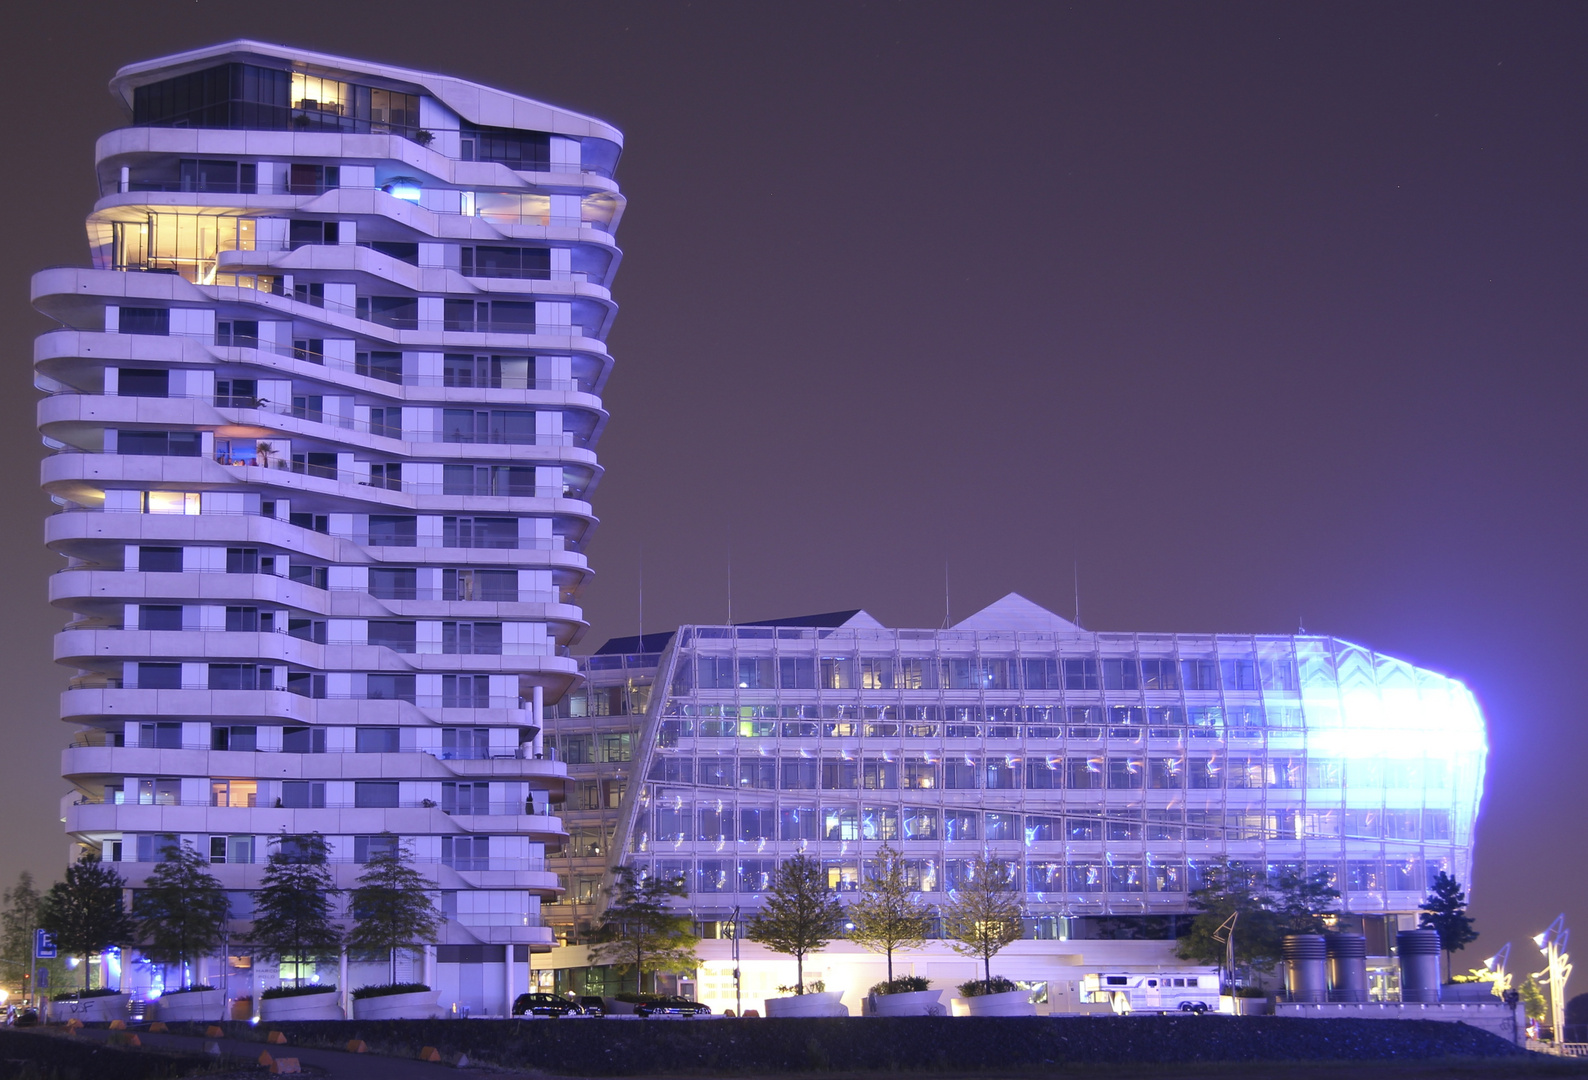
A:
[34,930,55,959]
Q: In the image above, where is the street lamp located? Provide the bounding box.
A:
[1533,916,1572,1050]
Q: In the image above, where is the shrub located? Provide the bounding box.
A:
[775,980,825,995]
[871,976,930,996]
[160,984,215,995]
[958,976,1019,998]
[261,984,337,999]
[52,986,124,1001]
[352,982,430,1000]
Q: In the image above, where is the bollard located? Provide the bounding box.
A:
[267,1030,288,1044]
[345,1039,368,1053]
[1325,934,1369,1003]
[1397,929,1442,1003]
[419,1046,442,1062]
[205,1025,224,1038]
[271,1057,301,1074]
[149,1021,169,1033]
[1282,935,1328,1003]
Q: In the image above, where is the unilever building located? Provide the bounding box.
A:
[542,594,1486,1010]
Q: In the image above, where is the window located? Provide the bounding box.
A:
[355,727,400,754]
[139,605,182,630]
[209,664,263,691]
[441,675,488,708]
[778,806,818,841]
[353,783,398,809]
[442,782,488,815]
[368,516,418,547]
[1107,758,1143,789]
[118,369,169,398]
[1063,657,1099,690]
[368,621,417,653]
[1139,659,1179,690]
[119,430,200,457]
[1221,659,1258,690]
[138,546,182,572]
[370,568,417,599]
[902,806,939,840]
[353,834,400,863]
[1066,756,1103,789]
[821,758,858,790]
[210,779,257,807]
[822,806,859,842]
[739,806,775,841]
[208,835,253,864]
[944,809,978,840]
[281,726,327,753]
[1149,757,1183,789]
[136,834,179,862]
[1181,659,1219,691]
[279,781,325,808]
[211,726,257,751]
[862,758,898,790]
[944,759,979,789]
[442,836,489,871]
[441,409,538,443]
[442,517,517,548]
[136,663,181,690]
[442,727,490,759]
[985,812,1018,840]
[1102,658,1140,691]
[1026,758,1062,789]
[461,245,552,279]
[461,123,551,170]
[780,758,817,790]
[1021,657,1059,690]
[901,758,938,790]
[983,757,1019,789]
[119,308,170,336]
[138,722,181,749]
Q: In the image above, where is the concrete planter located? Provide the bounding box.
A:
[870,989,945,1016]
[259,990,344,1022]
[153,989,225,1022]
[962,989,1035,1017]
[49,993,130,1023]
[352,989,443,1020]
[765,991,847,1018]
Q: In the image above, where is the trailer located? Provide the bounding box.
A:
[1080,969,1223,1014]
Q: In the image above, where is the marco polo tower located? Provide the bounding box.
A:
[33,41,624,1012]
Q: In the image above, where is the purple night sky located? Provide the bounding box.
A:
[2,1,1584,972]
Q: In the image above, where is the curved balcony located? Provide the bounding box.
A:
[59,686,577,727]
[35,328,613,402]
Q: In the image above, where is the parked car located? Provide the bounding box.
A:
[10,1009,38,1027]
[512,993,584,1017]
[576,995,605,1016]
[635,996,711,1018]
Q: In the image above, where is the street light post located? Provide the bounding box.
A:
[730,905,741,1018]
[1533,916,1572,1050]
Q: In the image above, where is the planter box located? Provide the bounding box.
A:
[962,989,1035,1017]
[259,991,344,1022]
[49,993,130,1023]
[154,989,225,1023]
[353,989,443,1020]
[765,991,847,1018]
[870,989,945,1016]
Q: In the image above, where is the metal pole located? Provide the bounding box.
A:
[731,906,741,1018]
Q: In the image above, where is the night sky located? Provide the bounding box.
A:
[4,2,1584,974]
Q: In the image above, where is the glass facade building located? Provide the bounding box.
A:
[611,595,1486,926]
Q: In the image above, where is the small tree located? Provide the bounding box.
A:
[589,867,699,994]
[1419,872,1479,981]
[0,872,66,1003]
[848,846,932,985]
[1520,973,1548,1023]
[941,854,1023,990]
[346,839,441,987]
[133,841,231,989]
[746,854,842,994]
[1271,867,1341,935]
[1176,863,1282,980]
[250,833,342,988]
[39,856,133,991]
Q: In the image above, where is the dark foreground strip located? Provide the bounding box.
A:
[0,1026,240,1080]
[168,1014,1526,1076]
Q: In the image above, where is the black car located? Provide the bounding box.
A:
[512,993,584,1017]
[576,995,605,1016]
[10,1009,38,1027]
[635,996,711,1018]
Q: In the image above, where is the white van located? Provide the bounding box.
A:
[1081,970,1222,1014]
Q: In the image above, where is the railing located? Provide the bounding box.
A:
[69,741,558,761]
[118,853,551,872]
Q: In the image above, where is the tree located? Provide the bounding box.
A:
[1271,867,1341,935]
[1176,863,1283,979]
[39,856,133,990]
[0,873,41,998]
[1419,872,1479,981]
[848,846,932,985]
[133,841,231,989]
[250,833,342,988]
[940,854,1023,989]
[1520,974,1548,1023]
[746,854,842,994]
[346,839,441,986]
[588,867,699,994]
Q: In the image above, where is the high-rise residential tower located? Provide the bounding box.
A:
[35,41,624,1014]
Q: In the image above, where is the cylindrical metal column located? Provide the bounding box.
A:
[1283,934,1328,1003]
[1325,933,1369,1002]
[1397,929,1442,1003]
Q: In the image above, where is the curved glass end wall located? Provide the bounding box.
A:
[616,615,1485,926]
[35,42,624,1007]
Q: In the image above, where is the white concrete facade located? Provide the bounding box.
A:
[35,41,626,1013]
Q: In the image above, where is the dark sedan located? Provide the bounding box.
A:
[635,996,712,1018]
[512,993,585,1017]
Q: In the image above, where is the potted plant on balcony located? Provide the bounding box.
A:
[850,847,939,1016]
[942,855,1031,1016]
[748,855,847,1017]
[39,855,133,1022]
[346,838,442,1019]
[588,867,699,1000]
[133,841,230,1022]
[251,833,344,1020]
